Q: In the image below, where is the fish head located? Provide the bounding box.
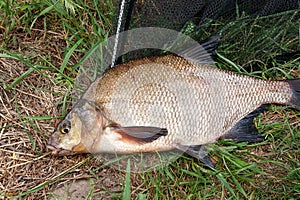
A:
[47,111,87,155]
[47,99,104,155]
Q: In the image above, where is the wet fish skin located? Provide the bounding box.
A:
[89,55,295,148]
[48,54,300,157]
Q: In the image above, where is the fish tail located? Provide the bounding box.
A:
[287,79,300,110]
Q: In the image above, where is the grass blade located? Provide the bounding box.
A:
[30,4,54,29]
[223,158,248,198]
[4,67,35,91]
[216,172,236,198]
[60,38,84,73]
[86,179,95,200]
[123,159,131,200]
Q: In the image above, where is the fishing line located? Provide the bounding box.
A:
[111,0,126,68]
[116,0,136,65]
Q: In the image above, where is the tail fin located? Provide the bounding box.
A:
[287,79,300,110]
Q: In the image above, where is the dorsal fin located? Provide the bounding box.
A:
[179,35,221,65]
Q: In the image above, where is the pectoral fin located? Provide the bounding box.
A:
[108,125,168,144]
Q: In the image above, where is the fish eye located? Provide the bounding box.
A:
[61,127,70,134]
[60,120,71,134]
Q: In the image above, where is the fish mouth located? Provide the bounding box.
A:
[47,145,73,156]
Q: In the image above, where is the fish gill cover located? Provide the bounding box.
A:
[70,0,299,172]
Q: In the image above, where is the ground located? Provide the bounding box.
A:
[0,1,300,199]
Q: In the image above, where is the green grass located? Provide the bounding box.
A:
[0,0,299,199]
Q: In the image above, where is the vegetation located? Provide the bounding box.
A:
[0,0,299,199]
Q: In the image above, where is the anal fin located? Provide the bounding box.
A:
[221,105,268,143]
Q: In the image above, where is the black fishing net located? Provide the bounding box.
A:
[112,0,299,62]
[116,0,299,30]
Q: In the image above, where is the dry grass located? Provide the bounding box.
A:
[0,1,299,199]
[0,23,123,199]
[0,34,299,199]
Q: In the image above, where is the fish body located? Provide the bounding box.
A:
[48,44,300,162]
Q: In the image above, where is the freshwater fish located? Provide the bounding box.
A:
[47,39,300,167]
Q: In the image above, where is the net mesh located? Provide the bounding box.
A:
[112,0,299,62]
[117,0,299,30]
